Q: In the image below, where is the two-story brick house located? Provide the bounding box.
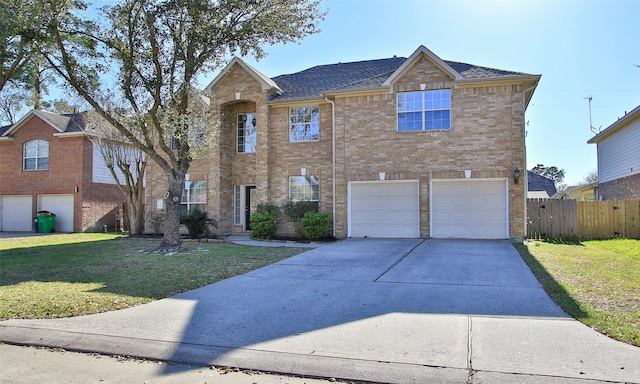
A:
[145,45,540,240]
[0,110,126,232]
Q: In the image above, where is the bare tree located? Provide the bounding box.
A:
[581,169,598,185]
[88,112,147,235]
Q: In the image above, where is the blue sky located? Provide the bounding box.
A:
[227,0,639,186]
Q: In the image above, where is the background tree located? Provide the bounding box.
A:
[581,169,598,185]
[531,163,566,185]
[38,0,325,251]
[0,83,27,124]
[0,0,60,92]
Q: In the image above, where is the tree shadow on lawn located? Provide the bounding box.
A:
[514,243,588,319]
[0,236,302,306]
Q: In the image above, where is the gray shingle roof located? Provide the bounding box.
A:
[271,57,405,101]
[269,56,533,101]
[528,171,557,197]
[1,111,87,138]
[37,110,87,133]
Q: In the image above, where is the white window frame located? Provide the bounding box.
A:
[234,185,242,225]
[397,89,451,131]
[289,176,319,202]
[237,113,257,153]
[23,140,49,171]
[289,106,319,142]
[181,180,207,216]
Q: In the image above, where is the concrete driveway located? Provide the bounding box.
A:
[1,238,639,383]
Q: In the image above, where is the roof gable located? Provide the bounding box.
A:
[205,57,282,96]
[0,110,87,140]
[382,45,465,86]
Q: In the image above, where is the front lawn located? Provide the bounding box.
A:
[0,234,307,320]
[515,239,640,347]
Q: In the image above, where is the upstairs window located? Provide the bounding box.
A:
[23,140,49,170]
[289,176,319,201]
[181,180,207,216]
[237,113,257,153]
[289,106,319,142]
[397,89,451,131]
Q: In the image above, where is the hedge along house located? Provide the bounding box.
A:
[145,45,540,240]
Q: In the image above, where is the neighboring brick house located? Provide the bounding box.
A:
[145,45,540,240]
[527,171,557,198]
[588,104,640,200]
[0,110,126,232]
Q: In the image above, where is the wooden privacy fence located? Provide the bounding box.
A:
[526,198,640,240]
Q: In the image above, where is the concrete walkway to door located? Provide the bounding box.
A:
[1,238,639,383]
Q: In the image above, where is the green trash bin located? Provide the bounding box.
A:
[37,211,56,233]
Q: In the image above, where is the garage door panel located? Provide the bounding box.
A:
[432,179,507,239]
[40,195,74,232]
[350,181,419,238]
[1,196,33,231]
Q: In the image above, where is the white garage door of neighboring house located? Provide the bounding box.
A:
[1,195,33,232]
[39,194,74,232]
[431,179,508,239]
[349,181,420,238]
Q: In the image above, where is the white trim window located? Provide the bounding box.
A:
[397,89,451,131]
[181,180,207,216]
[234,185,241,225]
[237,113,257,153]
[289,176,319,201]
[289,106,319,142]
[23,139,49,170]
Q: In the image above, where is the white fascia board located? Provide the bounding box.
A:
[205,57,283,96]
[382,45,465,87]
[588,104,640,144]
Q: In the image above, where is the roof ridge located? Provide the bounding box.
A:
[274,56,406,79]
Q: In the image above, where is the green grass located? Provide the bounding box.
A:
[0,234,307,320]
[515,239,640,347]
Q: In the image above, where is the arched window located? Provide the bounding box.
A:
[23,140,49,170]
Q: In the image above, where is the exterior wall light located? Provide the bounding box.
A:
[513,167,521,184]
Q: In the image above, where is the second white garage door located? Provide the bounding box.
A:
[40,194,74,232]
[349,181,419,238]
[431,179,508,239]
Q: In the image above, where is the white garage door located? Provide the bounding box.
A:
[1,195,33,232]
[40,194,74,232]
[349,181,419,238]
[431,179,508,239]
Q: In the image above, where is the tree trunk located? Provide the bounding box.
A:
[127,163,146,235]
[127,198,144,235]
[157,172,186,252]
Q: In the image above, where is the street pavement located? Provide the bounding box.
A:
[1,237,639,383]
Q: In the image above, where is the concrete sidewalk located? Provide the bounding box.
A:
[1,239,639,383]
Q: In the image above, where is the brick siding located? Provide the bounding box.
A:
[598,173,640,200]
[0,114,126,232]
[145,56,529,239]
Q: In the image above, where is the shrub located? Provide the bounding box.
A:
[180,207,217,239]
[300,211,330,240]
[282,200,318,223]
[255,202,279,215]
[250,212,278,239]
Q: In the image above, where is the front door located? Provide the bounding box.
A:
[245,186,257,230]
